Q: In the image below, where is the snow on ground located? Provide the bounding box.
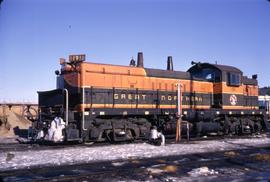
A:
[187,166,219,177]
[0,135,270,171]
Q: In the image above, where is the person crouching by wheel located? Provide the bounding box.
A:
[149,126,165,146]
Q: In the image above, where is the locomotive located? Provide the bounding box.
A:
[34,53,270,142]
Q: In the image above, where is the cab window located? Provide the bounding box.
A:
[227,72,241,86]
[192,68,221,82]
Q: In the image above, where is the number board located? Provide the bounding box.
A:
[69,54,86,63]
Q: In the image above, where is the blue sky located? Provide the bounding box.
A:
[1,0,270,102]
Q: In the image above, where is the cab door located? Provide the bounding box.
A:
[213,82,222,108]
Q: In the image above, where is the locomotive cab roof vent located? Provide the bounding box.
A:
[137,52,144,67]
[167,56,174,71]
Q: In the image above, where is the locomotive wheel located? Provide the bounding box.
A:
[105,129,135,143]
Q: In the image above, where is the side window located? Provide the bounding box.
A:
[191,68,221,82]
[227,73,241,86]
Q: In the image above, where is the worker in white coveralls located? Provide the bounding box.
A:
[45,116,65,142]
[149,126,165,146]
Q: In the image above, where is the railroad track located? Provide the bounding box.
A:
[0,133,268,153]
[1,145,270,181]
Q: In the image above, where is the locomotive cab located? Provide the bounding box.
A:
[188,62,247,109]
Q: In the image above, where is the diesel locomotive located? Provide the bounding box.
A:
[34,53,270,142]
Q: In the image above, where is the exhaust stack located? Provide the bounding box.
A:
[167,56,174,71]
[137,52,144,67]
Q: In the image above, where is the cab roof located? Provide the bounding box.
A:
[188,62,242,74]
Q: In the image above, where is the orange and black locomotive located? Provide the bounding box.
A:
[35,53,270,142]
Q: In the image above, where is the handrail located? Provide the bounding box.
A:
[176,81,182,142]
[63,89,69,126]
[82,86,89,131]
[177,82,182,116]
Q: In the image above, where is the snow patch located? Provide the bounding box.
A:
[111,161,128,167]
[188,166,218,177]
[0,136,270,171]
[146,167,164,174]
